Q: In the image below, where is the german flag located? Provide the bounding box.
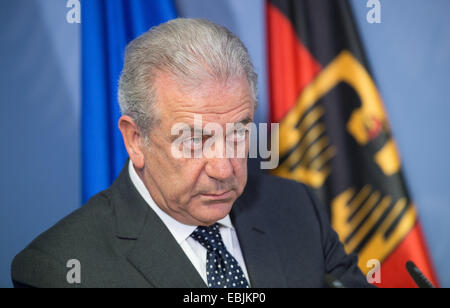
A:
[267,0,438,287]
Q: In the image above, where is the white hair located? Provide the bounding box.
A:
[118,18,258,139]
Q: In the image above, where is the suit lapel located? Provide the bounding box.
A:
[125,210,207,288]
[231,195,288,288]
[111,162,206,288]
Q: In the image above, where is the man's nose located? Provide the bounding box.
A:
[205,157,233,181]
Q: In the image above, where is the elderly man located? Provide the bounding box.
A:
[11,18,370,288]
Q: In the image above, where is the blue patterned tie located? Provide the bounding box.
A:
[191,223,250,288]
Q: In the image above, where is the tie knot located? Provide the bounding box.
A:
[191,223,224,251]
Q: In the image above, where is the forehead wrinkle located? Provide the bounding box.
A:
[170,104,253,126]
[171,86,253,110]
[173,100,252,116]
[154,73,254,126]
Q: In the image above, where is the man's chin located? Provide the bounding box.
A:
[193,200,235,226]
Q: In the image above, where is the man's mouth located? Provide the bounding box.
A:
[200,190,234,200]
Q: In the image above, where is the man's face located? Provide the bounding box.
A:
[138,72,254,226]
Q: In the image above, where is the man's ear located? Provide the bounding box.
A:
[118,115,145,169]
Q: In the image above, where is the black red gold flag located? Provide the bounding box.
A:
[267,0,438,287]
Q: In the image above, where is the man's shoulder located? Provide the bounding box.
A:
[246,171,317,208]
[27,192,113,251]
[240,171,324,226]
[11,190,115,287]
[255,172,309,190]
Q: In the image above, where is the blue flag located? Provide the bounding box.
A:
[81,0,177,203]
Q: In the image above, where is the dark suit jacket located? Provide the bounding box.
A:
[11,162,370,288]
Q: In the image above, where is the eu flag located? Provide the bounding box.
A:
[81,0,177,203]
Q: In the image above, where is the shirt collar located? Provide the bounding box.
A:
[128,160,234,244]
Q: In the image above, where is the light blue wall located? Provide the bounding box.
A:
[350,0,450,287]
[0,0,449,288]
[0,0,80,287]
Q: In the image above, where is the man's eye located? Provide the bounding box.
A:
[229,128,247,142]
[237,128,247,137]
[184,137,203,149]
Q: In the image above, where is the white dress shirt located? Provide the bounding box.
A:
[128,161,250,286]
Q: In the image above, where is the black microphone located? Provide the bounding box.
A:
[406,261,435,288]
[324,274,346,288]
